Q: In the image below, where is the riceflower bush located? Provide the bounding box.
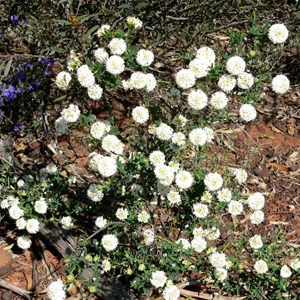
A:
[0,14,298,300]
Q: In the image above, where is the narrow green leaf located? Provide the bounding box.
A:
[53,95,67,103]
[4,58,13,77]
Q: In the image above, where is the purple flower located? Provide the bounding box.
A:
[10,15,19,26]
[24,62,32,68]
[16,70,26,82]
[43,69,51,77]
[28,81,41,91]
[3,86,17,101]
[17,87,23,94]
[41,58,54,66]
[13,124,26,133]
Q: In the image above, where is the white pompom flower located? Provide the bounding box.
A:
[254,260,268,274]
[108,38,127,55]
[77,65,95,88]
[280,265,292,278]
[268,24,289,44]
[9,205,24,220]
[145,73,157,92]
[237,72,254,89]
[191,237,207,253]
[163,284,180,300]
[204,173,223,191]
[34,199,48,214]
[26,218,40,234]
[228,200,243,216]
[250,210,264,225]
[196,47,216,66]
[94,48,109,64]
[47,279,66,300]
[106,55,125,75]
[226,56,246,75]
[150,270,167,288]
[249,234,263,249]
[193,203,209,218]
[60,216,74,230]
[218,75,236,93]
[210,91,228,109]
[95,216,107,229]
[90,121,107,140]
[17,236,32,250]
[55,71,72,90]
[271,75,290,94]
[175,69,196,89]
[97,156,118,177]
[61,104,81,123]
[127,16,143,29]
[189,58,210,78]
[101,234,119,252]
[116,207,128,220]
[132,106,149,124]
[97,24,111,37]
[187,90,208,110]
[189,128,207,146]
[87,184,104,202]
[87,84,103,100]
[155,123,174,141]
[175,170,194,189]
[239,104,257,122]
[149,151,165,166]
[136,49,154,67]
[248,192,265,210]
[130,72,147,89]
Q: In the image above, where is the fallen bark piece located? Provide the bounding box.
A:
[0,249,13,276]
[180,288,246,300]
[0,279,33,300]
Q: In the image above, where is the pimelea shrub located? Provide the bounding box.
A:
[0,15,298,300]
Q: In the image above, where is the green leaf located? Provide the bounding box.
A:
[84,25,99,41]
[53,19,72,26]
[53,95,67,103]
[4,58,13,77]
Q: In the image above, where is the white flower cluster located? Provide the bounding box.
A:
[116,207,128,220]
[61,104,81,123]
[127,16,143,29]
[17,236,31,250]
[143,229,155,245]
[77,64,95,88]
[136,49,154,67]
[67,50,81,71]
[268,23,289,44]
[55,71,72,90]
[239,104,257,122]
[271,74,290,94]
[90,121,110,139]
[132,106,149,124]
[101,234,119,252]
[109,38,127,55]
[87,184,104,202]
[175,69,196,89]
[97,24,110,37]
[106,55,125,75]
[47,279,66,300]
[60,216,74,230]
[187,89,208,110]
[150,270,167,288]
[204,172,223,191]
[123,72,157,92]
